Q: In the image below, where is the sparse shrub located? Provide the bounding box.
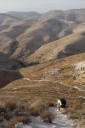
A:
[29,100,53,122]
[15,116,29,124]
[40,109,53,123]
[5,102,17,111]
[0,105,6,115]
[6,116,29,128]
[15,106,30,117]
[29,100,46,116]
[6,117,22,128]
[6,117,20,128]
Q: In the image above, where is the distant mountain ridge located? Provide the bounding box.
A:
[7,9,85,23]
[7,11,41,19]
[0,13,20,25]
[0,8,84,65]
[0,18,73,61]
[0,9,85,128]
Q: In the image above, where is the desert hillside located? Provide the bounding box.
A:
[27,23,85,64]
[41,9,85,23]
[0,18,74,61]
[8,9,85,23]
[0,52,23,69]
[0,53,84,127]
[0,9,85,128]
[0,9,84,63]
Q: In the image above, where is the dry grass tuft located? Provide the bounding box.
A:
[6,116,29,128]
[29,100,53,122]
[40,109,53,123]
[29,100,46,116]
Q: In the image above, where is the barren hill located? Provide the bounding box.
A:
[0,9,85,128]
[7,9,85,23]
[0,13,20,25]
[27,23,85,64]
[0,18,73,61]
[0,9,84,64]
[0,52,23,70]
[42,9,85,23]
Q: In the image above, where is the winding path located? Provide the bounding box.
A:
[23,107,75,128]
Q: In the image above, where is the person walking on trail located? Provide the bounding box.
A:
[57,98,66,111]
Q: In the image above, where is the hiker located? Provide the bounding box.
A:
[57,98,66,111]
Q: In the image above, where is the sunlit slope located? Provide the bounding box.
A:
[3,53,85,121]
[27,24,85,63]
[0,18,73,60]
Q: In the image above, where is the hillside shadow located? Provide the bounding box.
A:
[0,52,24,88]
[0,52,28,69]
[58,35,85,59]
[0,69,23,88]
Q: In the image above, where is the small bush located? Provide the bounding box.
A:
[6,116,29,128]
[6,117,21,128]
[29,100,53,122]
[5,102,17,111]
[15,106,27,116]
[40,109,53,123]
[29,100,46,116]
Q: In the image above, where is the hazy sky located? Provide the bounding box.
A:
[0,0,85,13]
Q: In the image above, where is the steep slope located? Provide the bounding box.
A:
[0,69,22,87]
[0,20,33,38]
[19,52,85,84]
[12,19,72,60]
[0,9,85,63]
[0,52,23,87]
[0,19,38,57]
[27,23,85,64]
[0,13,20,32]
[2,53,85,127]
[0,52,22,70]
[0,13,20,25]
[0,18,72,61]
